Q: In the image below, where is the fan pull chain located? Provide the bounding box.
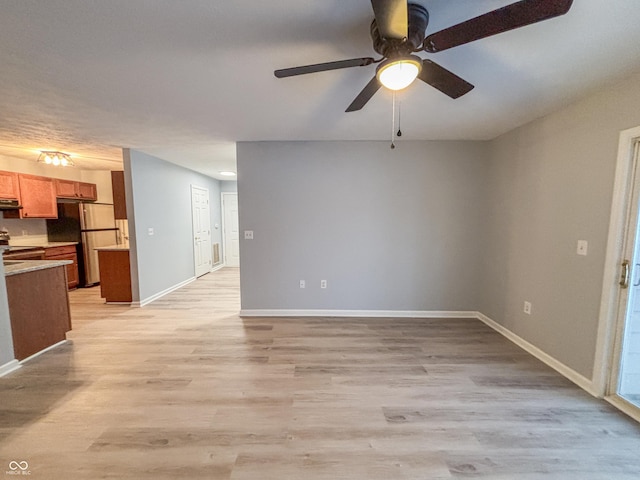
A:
[397,97,402,138]
[391,91,397,149]
[390,93,403,149]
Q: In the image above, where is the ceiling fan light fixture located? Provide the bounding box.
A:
[376,56,422,91]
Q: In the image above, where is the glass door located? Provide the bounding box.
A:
[613,140,640,412]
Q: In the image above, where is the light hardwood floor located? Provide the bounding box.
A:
[1,267,640,479]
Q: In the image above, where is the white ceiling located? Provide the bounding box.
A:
[1,0,640,179]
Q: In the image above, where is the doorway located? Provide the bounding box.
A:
[222,192,240,267]
[191,185,212,277]
[598,126,640,421]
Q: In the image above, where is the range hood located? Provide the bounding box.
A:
[0,199,23,210]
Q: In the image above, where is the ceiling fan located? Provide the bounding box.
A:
[274,0,574,112]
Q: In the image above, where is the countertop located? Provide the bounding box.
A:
[3,242,78,252]
[3,259,73,276]
[95,242,129,252]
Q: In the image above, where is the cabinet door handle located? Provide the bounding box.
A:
[620,260,630,289]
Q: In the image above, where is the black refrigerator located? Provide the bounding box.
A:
[47,203,119,286]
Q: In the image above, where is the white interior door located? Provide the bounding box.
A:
[222,192,240,267]
[191,185,212,277]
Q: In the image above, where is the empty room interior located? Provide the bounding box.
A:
[1,1,640,478]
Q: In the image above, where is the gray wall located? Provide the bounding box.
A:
[220,181,237,193]
[237,140,489,311]
[481,71,640,378]
[125,149,222,303]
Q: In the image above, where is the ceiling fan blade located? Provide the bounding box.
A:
[417,59,474,99]
[370,0,408,40]
[346,76,381,112]
[423,0,574,53]
[274,57,375,78]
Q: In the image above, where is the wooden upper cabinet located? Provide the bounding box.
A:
[78,182,97,201]
[54,179,97,201]
[15,174,57,219]
[1,171,97,219]
[111,171,127,219]
[55,179,77,198]
[0,170,20,200]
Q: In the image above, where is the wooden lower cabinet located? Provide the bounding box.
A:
[6,266,72,361]
[44,245,79,289]
[3,248,45,261]
[97,249,132,303]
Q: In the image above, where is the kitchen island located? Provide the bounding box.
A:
[95,243,131,304]
[4,258,73,360]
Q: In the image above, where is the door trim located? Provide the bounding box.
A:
[221,192,239,267]
[593,125,640,397]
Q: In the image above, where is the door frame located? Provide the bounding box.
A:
[221,192,239,267]
[594,126,640,412]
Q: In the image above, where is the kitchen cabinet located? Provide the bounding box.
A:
[111,171,127,219]
[3,247,46,261]
[54,179,77,198]
[55,179,98,201]
[4,174,58,219]
[44,245,79,289]
[6,264,72,361]
[97,247,132,303]
[78,182,97,200]
[0,171,20,199]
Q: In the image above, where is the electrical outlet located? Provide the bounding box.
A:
[299,280,305,289]
[577,240,588,256]
[244,230,254,240]
[320,279,327,289]
[524,301,532,315]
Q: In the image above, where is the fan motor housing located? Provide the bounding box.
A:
[370,3,429,57]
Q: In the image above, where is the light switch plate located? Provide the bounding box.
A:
[244,230,254,240]
[577,240,588,256]
[148,227,154,236]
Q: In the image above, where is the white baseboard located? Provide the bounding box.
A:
[239,309,479,318]
[0,359,20,377]
[19,340,68,364]
[136,276,196,307]
[210,264,225,273]
[0,339,71,376]
[475,312,597,396]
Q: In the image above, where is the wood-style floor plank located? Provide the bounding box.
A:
[0,267,639,478]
